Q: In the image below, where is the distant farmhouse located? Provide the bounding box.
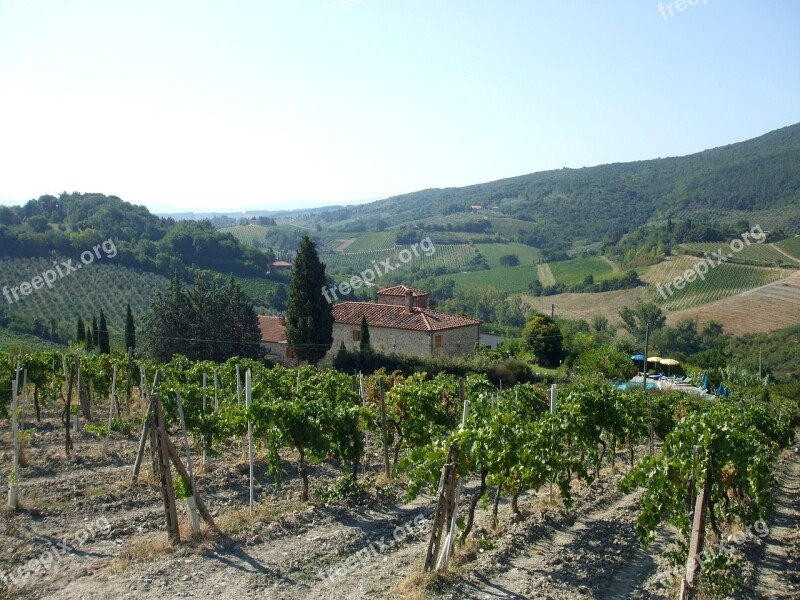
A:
[259,285,481,364]
[326,285,481,360]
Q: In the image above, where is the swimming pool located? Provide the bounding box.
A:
[614,381,660,391]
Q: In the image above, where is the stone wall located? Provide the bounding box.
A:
[325,322,479,360]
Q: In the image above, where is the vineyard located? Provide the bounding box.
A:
[0,258,169,342]
[679,242,793,267]
[1,350,797,598]
[339,232,398,253]
[441,263,538,293]
[641,257,791,312]
[665,270,800,335]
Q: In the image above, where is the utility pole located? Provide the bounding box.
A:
[643,322,654,457]
[758,348,762,380]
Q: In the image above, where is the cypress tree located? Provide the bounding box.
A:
[286,236,333,365]
[359,315,371,355]
[91,316,99,350]
[124,303,136,351]
[98,310,110,354]
[76,317,86,344]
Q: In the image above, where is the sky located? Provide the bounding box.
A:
[0,1,798,214]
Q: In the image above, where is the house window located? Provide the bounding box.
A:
[434,335,442,348]
[352,330,360,342]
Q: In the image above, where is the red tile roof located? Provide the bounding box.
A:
[332,302,480,332]
[271,261,293,268]
[376,285,430,297]
[258,315,287,343]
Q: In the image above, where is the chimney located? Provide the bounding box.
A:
[279,315,286,326]
[404,289,413,313]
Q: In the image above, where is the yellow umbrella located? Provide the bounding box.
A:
[660,358,680,376]
[645,356,662,377]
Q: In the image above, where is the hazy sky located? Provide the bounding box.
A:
[1,0,798,213]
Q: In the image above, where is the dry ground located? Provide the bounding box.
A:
[1,404,797,600]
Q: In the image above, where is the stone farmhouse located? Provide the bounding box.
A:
[326,285,481,359]
[259,286,481,363]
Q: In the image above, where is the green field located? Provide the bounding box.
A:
[220,224,273,245]
[548,257,616,286]
[475,243,541,268]
[323,243,478,276]
[0,326,65,352]
[680,241,791,266]
[0,258,169,343]
[342,231,397,252]
[439,263,539,294]
[221,224,349,254]
[486,217,540,236]
[776,236,800,260]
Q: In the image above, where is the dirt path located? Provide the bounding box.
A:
[537,263,555,286]
[750,447,800,599]
[335,238,356,252]
[451,486,671,599]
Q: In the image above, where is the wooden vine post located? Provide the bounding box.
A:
[378,379,391,478]
[680,446,712,600]
[125,347,132,414]
[8,378,19,509]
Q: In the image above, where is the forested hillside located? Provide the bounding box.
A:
[0,192,274,278]
[315,123,800,250]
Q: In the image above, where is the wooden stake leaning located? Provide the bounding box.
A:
[423,443,460,573]
[438,395,470,571]
[152,393,180,545]
[680,447,712,600]
[135,386,221,544]
[132,371,161,482]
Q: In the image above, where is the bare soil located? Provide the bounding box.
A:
[1,406,797,600]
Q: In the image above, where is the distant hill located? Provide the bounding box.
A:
[315,123,800,249]
[0,192,276,345]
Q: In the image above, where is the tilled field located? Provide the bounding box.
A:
[1,405,797,600]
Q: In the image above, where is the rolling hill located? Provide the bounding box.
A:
[308,122,800,249]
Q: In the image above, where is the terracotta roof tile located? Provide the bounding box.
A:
[258,315,287,343]
[376,285,430,297]
[332,302,480,332]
